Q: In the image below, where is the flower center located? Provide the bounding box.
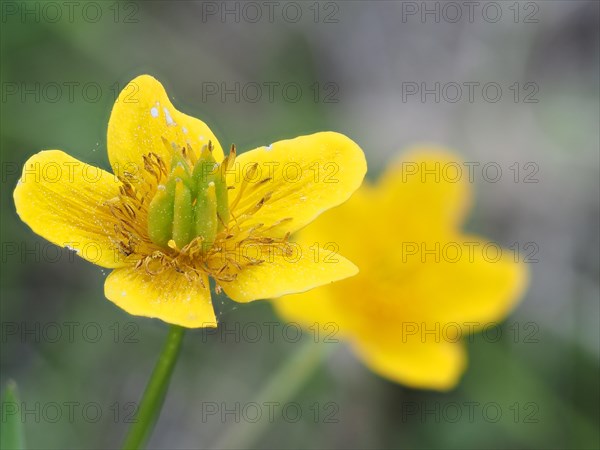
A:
[108,140,294,289]
[147,140,234,251]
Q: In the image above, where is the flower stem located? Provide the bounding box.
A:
[122,325,186,450]
[212,340,336,449]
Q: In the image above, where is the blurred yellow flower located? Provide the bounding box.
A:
[274,148,528,390]
[13,75,366,328]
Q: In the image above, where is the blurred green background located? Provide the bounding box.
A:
[1,1,598,449]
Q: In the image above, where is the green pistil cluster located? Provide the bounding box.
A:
[147,141,233,250]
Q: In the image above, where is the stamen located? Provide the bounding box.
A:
[222,144,236,170]
[229,163,258,210]
[264,217,293,231]
[186,143,198,166]
[238,191,273,218]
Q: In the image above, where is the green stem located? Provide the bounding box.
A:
[212,340,336,449]
[122,325,186,450]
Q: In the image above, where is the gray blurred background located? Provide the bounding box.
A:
[1,1,598,449]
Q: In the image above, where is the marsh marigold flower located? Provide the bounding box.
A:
[14,75,366,328]
[274,148,528,390]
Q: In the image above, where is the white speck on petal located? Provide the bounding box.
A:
[199,135,205,141]
[163,107,175,126]
[150,107,159,118]
[182,127,188,134]
[121,290,127,297]
[265,144,273,151]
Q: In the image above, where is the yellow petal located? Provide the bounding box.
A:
[402,237,529,328]
[352,336,467,391]
[226,132,366,235]
[107,75,224,185]
[272,186,387,331]
[287,184,379,270]
[378,146,472,236]
[13,150,125,268]
[104,266,216,328]
[273,284,350,338]
[221,243,358,303]
[276,275,468,390]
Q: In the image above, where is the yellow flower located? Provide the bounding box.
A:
[13,75,367,328]
[274,147,529,390]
